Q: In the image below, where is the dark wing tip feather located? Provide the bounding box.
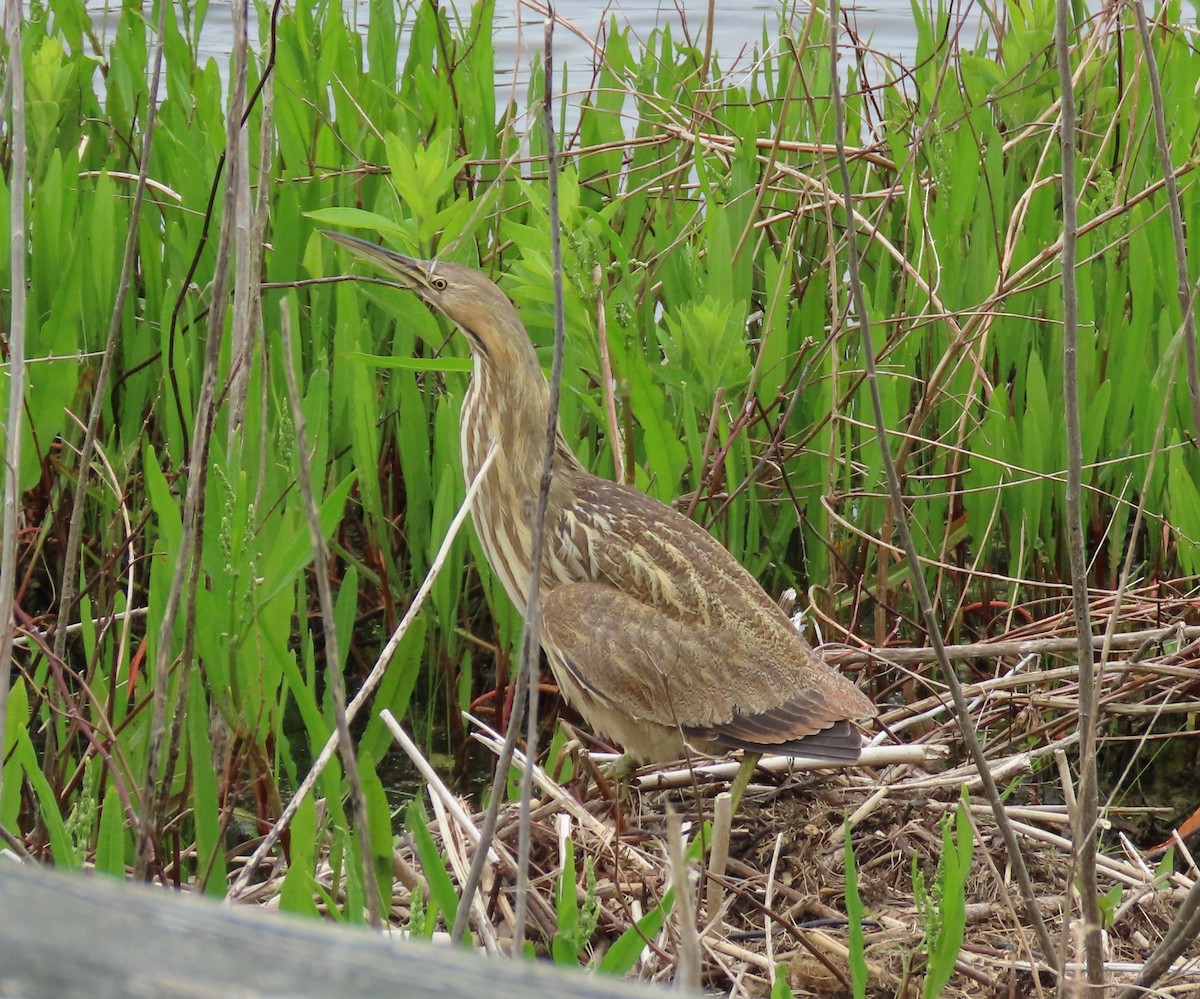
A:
[687,717,864,763]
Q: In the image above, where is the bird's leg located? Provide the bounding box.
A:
[604,753,639,828]
[727,751,763,813]
[582,750,639,792]
[578,750,635,830]
[606,752,640,785]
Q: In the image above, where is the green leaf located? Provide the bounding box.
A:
[16,728,78,869]
[844,821,868,999]
[359,750,395,912]
[629,360,687,502]
[93,783,126,879]
[256,470,358,609]
[308,207,413,242]
[598,892,670,976]
[1098,883,1124,928]
[923,792,972,997]
[343,351,473,373]
[407,797,459,929]
[2,680,29,829]
[359,614,428,762]
[187,672,225,894]
[771,963,795,999]
[553,834,580,965]
[279,794,321,918]
[144,444,182,562]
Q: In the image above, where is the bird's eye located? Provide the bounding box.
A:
[430,276,448,291]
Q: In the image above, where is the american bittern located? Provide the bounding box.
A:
[327,233,876,793]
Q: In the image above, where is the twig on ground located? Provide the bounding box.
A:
[705,792,733,923]
[665,808,701,990]
[634,744,942,791]
[829,624,1200,665]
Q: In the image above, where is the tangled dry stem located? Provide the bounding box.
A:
[232,592,1200,998]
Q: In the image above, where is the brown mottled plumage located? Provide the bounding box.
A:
[326,232,876,765]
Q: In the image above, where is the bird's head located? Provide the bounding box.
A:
[323,231,528,369]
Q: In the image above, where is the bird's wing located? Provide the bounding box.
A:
[540,581,868,761]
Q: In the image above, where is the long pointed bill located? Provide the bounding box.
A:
[321,231,434,292]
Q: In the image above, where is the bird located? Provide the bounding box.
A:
[325,231,877,802]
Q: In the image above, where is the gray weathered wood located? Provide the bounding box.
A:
[0,862,679,998]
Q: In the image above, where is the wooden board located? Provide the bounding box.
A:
[0,861,676,998]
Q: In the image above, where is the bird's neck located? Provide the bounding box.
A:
[462,354,582,495]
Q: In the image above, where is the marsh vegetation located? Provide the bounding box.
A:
[1,0,1199,993]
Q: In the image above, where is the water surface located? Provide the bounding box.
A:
[83,0,971,107]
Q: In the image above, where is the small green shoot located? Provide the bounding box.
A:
[844,819,869,999]
[553,837,600,965]
[598,896,669,976]
[913,789,974,998]
[770,963,795,999]
[1098,882,1124,929]
[406,797,459,932]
